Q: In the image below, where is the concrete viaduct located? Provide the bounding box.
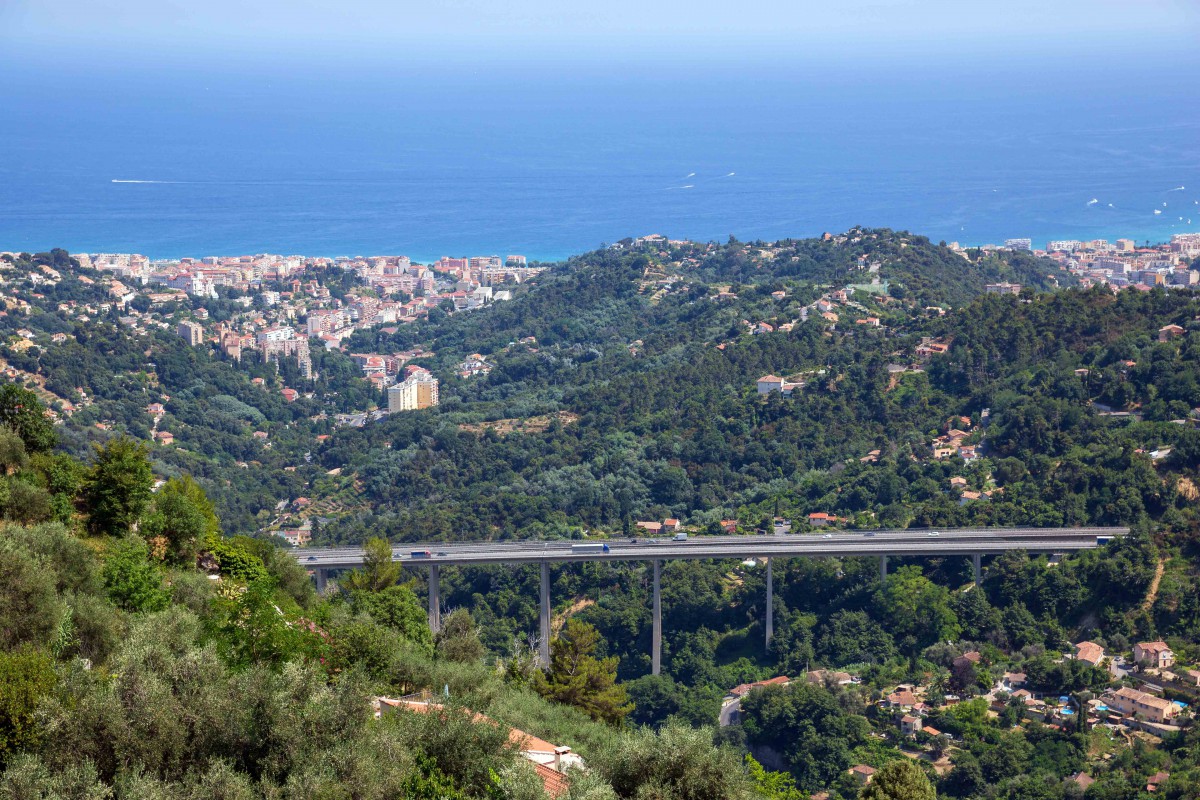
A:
[294,526,1127,675]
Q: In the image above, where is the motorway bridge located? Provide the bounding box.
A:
[295,526,1127,674]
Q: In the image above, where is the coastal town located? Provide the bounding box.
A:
[962,232,1200,291]
[3,228,1197,431]
[2,249,544,416]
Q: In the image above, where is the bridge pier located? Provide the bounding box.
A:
[879,555,888,582]
[539,562,551,667]
[428,564,441,634]
[972,553,982,585]
[765,557,774,652]
[314,568,328,594]
[652,559,662,676]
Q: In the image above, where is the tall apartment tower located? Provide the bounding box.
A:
[177,320,204,346]
[388,368,439,412]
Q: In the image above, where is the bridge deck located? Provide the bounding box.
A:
[293,526,1128,569]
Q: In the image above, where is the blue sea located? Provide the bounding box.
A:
[2,54,1198,261]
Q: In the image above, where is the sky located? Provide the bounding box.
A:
[3,0,1199,65]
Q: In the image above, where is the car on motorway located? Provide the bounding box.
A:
[437,551,448,557]
[822,533,833,538]
[307,556,317,561]
[927,531,940,536]
[863,532,875,537]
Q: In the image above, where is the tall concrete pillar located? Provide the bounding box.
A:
[652,559,662,676]
[314,568,328,594]
[765,557,774,652]
[972,553,982,585]
[539,562,551,667]
[879,555,888,582]
[428,564,441,634]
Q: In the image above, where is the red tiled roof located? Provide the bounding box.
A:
[730,676,790,697]
[534,762,570,798]
[1071,772,1095,789]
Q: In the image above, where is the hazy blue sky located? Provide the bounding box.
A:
[3,0,1198,63]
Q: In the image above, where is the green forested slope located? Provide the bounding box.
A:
[5,236,1200,799]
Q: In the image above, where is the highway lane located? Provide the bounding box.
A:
[293,527,1127,569]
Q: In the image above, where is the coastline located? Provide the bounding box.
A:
[7,227,1190,266]
[7,223,1195,264]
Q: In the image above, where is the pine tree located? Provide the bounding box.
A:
[535,618,632,725]
[340,537,403,592]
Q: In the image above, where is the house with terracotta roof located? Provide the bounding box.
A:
[1070,772,1094,791]
[1074,641,1105,667]
[756,374,800,397]
[884,689,919,710]
[901,714,923,736]
[915,339,951,359]
[1105,686,1180,725]
[1001,672,1027,691]
[1159,324,1185,342]
[756,375,784,395]
[848,765,875,786]
[807,512,842,527]
[1134,641,1175,669]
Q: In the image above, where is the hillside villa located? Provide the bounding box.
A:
[1134,641,1175,669]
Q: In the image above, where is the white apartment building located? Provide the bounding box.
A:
[388,368,439,412]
